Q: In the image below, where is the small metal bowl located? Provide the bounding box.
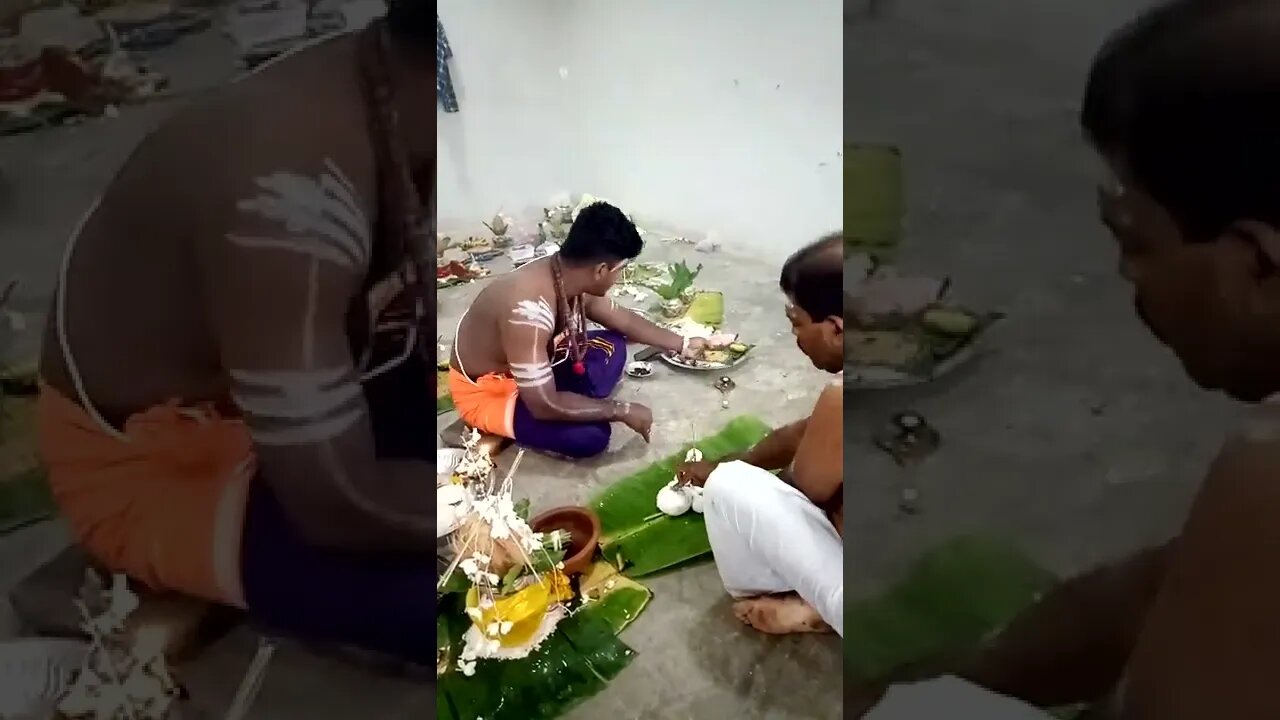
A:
[625,361,655,378]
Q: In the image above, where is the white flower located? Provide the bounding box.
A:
[466,607,483,621]
[131,626,167,663]
[490,517,511,540]
[58,669,103,717]
[457,658,477,677]
[486,622,501,637]
[685,447,704,463]
[500,621,514,635]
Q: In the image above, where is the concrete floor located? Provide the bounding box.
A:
[0,1,1248,718]
[437,241,843,719]
[842,0,1238,592]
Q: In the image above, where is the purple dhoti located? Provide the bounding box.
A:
[512,330,627,458]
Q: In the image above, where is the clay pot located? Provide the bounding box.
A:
[529,506,601,577]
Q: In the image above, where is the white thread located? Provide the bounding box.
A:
[55,194,129,441]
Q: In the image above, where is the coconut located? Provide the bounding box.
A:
[450,515,525,580]
[656,480,692,516]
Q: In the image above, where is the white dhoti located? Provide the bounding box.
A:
[703,460,844,636]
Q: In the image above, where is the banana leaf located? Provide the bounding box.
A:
[436,369,454,415]
[437,568,652,720]
[845,535,1057,682]
[590,415,771,577]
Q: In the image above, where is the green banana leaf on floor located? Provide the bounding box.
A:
[590,415,771,578]
[845,535,1058,683]
[437,369,455,415]
[437,565,652,720]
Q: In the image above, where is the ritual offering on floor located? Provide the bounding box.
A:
[437,259,489,289]
[654,449,706,517]
[436,432,654,719]
[660,331,754,371]
[846,266,1001,388]
[55,574,184,720]
[591,416,771,577]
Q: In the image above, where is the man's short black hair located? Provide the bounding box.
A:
[780,233,843,321]
[1081,0,1280,239]
[558,202,644,265]
[385,1,432,46]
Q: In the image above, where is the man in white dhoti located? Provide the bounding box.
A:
[678,234,844,636]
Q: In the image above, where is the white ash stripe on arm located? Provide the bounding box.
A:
[511,361,554,387]
[510,298,555,332]
[230,160,371,269]
[229,366,367,446]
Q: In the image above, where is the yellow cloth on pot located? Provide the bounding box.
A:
[466,571,574,648]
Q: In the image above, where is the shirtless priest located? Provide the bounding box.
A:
[449,202,709,458]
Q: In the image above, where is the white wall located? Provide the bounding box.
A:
[437,0,842,260]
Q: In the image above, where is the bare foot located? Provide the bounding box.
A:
[732,594,832,635]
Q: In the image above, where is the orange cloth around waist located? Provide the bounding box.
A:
[36,383,255,607]
[448,366,518,438]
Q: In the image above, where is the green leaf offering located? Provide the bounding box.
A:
[686,291,724,326]
[591,415,770,577]
[436,569,651,720]
[654,261,702,300]
[438,567,472,596]
[844,535,1057,683]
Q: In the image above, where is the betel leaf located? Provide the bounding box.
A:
[590,415,770,577]
[654,261,703,300]
[500,564,524,595]
[844,535,1058,683]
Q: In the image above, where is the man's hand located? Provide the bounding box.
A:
[676,459,721,487]
[618,402,654,442]
[681,337,709,359]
